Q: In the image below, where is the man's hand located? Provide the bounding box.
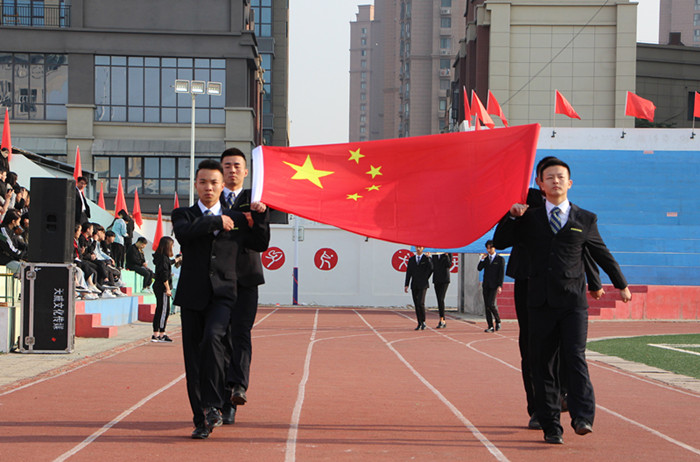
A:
[243,212,254,227]
[497,286,502,295]
[250,201,267,213]
[479,253,486,260]
[589,288,605,300]
[404,286,408,293]
[619,287,632,303]
[220,214,235,231]
[510,203,529,217]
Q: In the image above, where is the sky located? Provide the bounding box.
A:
[288,0,661,147]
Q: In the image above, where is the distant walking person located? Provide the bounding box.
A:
[477,240,504,333]
[431,252,452,328]
[404,246,433,330]
[151,236,180,343]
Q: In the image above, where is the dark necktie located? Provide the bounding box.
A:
[203,209,213,217]
[226,191,235,208]
[549,207,562,234]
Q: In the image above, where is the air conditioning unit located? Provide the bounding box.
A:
[440,7,451,15]
[440,49,450,56]
[439,69,450,77]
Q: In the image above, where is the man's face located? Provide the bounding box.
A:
[195,168,225,207]
[78,180,87,191]
[222,155,248,190]
[486,245,496,255]
[540,165,572,202]
[136,242,146,250]
[96,230,105,241]
[106,235,115,244]
[415,246,424,255]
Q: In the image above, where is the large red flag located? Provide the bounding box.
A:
[173,192,180,210]
[73,146,83,182]
[152,205,163,251]
[487,90,508,127]
[2,107,12,161]
[462,86,471,127]
[251,125,540,248]
[471,91,495,129]
[98,181,106,209]
[554,90,581,120]
[132,188,143,227]
[694,91,700,119]
[114,175,128,217]
[625,91,655,122]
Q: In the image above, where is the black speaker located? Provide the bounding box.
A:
[28,178,76,263]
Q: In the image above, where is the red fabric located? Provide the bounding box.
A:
[73,146,82,182]
[694,92,700,119]
[462,86,471,127]
[114,175,129,217]
[252,124,540,248]
[152,206,163,251]
[554,90,581,120]
[97,181,106,209]
[132,188,143,227]
[625,91,655,122]
[487,90,508,127]
[2,108,11,161]
[173,192,180,210]
[471,91,495,129]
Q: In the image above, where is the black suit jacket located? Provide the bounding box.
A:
[493,203,626,309]
[75,188,91,224]
[220,189,269,287]
[477,254,505,289]
[431,253,452,285]
[404,254,433,290]
[172,204,270,311]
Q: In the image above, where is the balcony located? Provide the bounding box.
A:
[1,4,70,27]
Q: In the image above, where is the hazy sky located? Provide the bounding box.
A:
[288,0,661,147]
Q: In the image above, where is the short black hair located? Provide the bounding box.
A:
[485,240,494,248]
[136,237,148,244]
[76,176,87,183]
[220,148,247,166]
[538,158,571,179]
[105,230,115,238]
[196,159,224,177]
[536,156,559,176]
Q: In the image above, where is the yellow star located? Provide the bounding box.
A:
[347,193,363,201]
[366,185,381,191]
[283,155,334,188]
[366,165,383,179]
[348,148,365,164]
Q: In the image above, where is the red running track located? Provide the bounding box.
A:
[0,307,699,461]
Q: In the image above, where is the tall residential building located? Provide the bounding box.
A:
[349,0,467,141]
[659,0,700,47]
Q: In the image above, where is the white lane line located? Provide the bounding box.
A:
[284,309,319,462]
[254,308,279,327]
[52,373,185,462]
[355,310,510,462]
[589,360,700,399]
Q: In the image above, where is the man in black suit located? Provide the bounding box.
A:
[75,176,91,225]
[477,240,505,332]
[404,246,433,330]
[219,148,270,425]
[431,252,452,328]
[494,158,631,444]
[173,160,269,439]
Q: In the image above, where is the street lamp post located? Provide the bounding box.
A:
[174,79,223,206]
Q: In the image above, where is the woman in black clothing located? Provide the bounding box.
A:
[152,236,178,342]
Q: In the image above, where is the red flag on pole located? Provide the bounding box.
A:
[694,91,700,119]
[114,175,128,217]
[132,188,143,227]
[97,181,106,209]
[462,86,471,127]
[173,192,180,210]
[471,91,495,129]
[487,90,508,127]
[152,205,163,251]
[554,90,581,120]
[251,124,541,248]
[73,146,83,182]
[625,91,655,122]
[2,107,12,162]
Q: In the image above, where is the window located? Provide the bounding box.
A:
[696,29,700,41]
[361,82,367,89]
[695,14,700,26]
[439,99,447,111]
[440,58,451,69]
[696,0,700,10]
[360,104,366,112]
[95,55,225,123]
[361,27,367,35]
[440,17,451,28]
[360,126,366,134]
[361,38,367,46]
[361,50,367,56]
[251,0,272,36]
[440,79,450,90]
[441,0,452,6]
[360,115,366,123]
[1,0,70,27]
[361,93,366,101]
[440,37,452,49]
[361,60,367,68]
[361,71,367,80]
[0,53,68,120]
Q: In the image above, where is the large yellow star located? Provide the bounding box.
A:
[348,148,365,164]
[366,185,381,191]
[366,165,383,179]
[347,193,363,201]
[283,155,334,188]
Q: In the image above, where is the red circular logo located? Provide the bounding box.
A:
[392,249,414,272]
[314,248,338,271]
[262,247,285,270]
[450,255,459,273]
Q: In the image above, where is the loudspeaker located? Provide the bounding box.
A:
[28,178,76,264]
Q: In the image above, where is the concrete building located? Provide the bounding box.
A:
[0,0,288,213]
[451,0,638,129]
[659,0,700,47]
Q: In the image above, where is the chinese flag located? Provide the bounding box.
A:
[73,146,83,182]
[694,91,700,119]
[97,181,106,209]
[152,205,163,251]
[554,90,581,120]
[2,107,12,161]
[625,91,655,122]
[114,175,129,217]
[251,125,540,248]
[173,191,180,210]
[462,86,471,127]
[487,90,508,127]
[471,91,495,129]
[132,188,143,227]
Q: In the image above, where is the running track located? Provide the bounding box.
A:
[1,307,699,461]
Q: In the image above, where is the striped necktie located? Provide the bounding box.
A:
[549,207,562,234]
[226,191,235,208]
[203,209,213,217]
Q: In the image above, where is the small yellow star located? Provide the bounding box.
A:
[348,148,365,164]
[366,185,381,191]
[347,193,363,201]
[366,165,383,179]
[283,155,334,188]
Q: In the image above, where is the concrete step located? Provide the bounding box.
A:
[75,313,118,338]
[138,303,156,323]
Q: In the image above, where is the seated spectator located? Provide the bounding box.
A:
[73,223,101,295]
[126,236,154,293]
[92,225,126,295]
[0,209,26,275]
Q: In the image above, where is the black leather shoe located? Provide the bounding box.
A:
[436,321,446,329]
[544,432,563,444]
[415,324,422,330]
[191,425,210,439]
[420,322,426,330]
[222,403,237,425]
[528,414,542,430]
[573,418,593,435]
[204,407,223,431]
[484,327,494,333]
[495,323,501,331]
[231,384,247,406]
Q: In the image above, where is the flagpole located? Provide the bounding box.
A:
[692,111,696,140]
[293,215,299,306]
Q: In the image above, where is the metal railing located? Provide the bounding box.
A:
[1,4,70,27]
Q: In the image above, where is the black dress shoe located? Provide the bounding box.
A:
[420,322,426,330]
[573,418,593,435]
[436,321,446,329]
[544,432,563,444]
[204,407,223,431]
[495,323,501,331]
[484,327,494,333]
[191,425,210,439]
[221,403,237,425]
[415,324,422,330]
[231,384,247,406]
[528,414,542,430]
